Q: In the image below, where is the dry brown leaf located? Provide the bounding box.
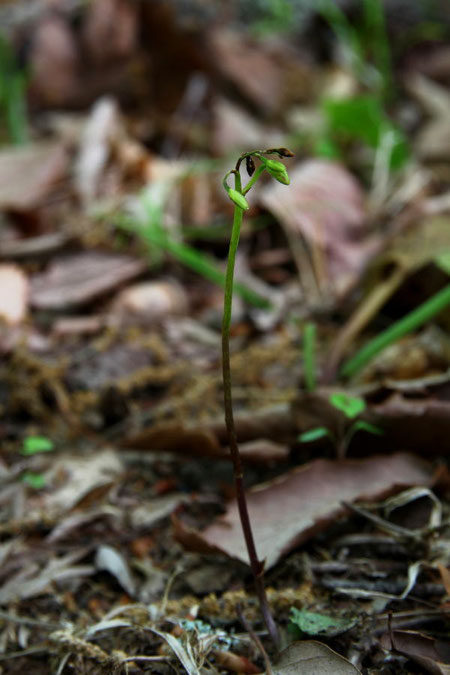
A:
[175,453,433,568]
[112,279,188,325]
[259,160,378,299]
[208,30,313,116]
[74,97,121,205]
[0,141,68,212]
[82,0,138,65]
[371,393,450,455]
[381,630,450,675]
[0,264,28,325]
[212,98,283,155]
[30,250,146,310]
[28,12,80,107]
[407,76,450,161]
[43,449,123,515]
[273,640,361,675]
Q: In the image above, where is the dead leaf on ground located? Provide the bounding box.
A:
[0,549,95,605]
[407,75,450,161]
[0,142,68,212]
[122,424,289,465]
[42,449,123,515]
[95,545,136,597]
[111,279,188,325]
[259,160,378,300]
[30,250,146,310]
[0,264,28,325]
[82,0,138,65]
[74,97,121,205]
[208,30,313,116]
[212,97,284,155]
[371,393,450,455]
[273,640,361,675]
[381,630,450,675]
[175,453,433,568]
[28,11,81,107]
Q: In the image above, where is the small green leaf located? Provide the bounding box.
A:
[263,159,290,185]
[227,188,249,210]
[22,472,46,490]
[298,427,331,443]
[329,392,366,419]
[350,420,383,436]
[21,436,54,456]
[290,607,356,637]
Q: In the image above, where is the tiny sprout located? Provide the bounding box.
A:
[263,158,290,185]
[246,155,255,176]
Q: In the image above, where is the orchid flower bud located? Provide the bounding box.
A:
[227,187,249,210]
[263,159,290,185]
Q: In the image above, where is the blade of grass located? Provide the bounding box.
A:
[303,321,317,392]
[341,283,450,379]
[116,215,271,309]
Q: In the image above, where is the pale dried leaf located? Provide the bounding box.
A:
[0,264,28,325]
[95,545,135,596]
[43,449,123,514]
[273,640,361,675]
[74,97,121,205]
[0,142,68,211]
[112,279,188,325]
[30,251,146,309]
[176,453,432,568]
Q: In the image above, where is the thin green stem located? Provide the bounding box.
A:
[222,171,279,649]
[303,321,317,391]
[242,165,266,195]
[341,283,450,379]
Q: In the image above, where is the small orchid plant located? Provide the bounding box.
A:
[221,149,293,648]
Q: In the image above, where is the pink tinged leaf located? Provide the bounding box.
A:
[30,251,146,310]
[175,453,433,569]
[259,159,380,299]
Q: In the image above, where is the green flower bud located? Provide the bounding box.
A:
[227,188,249,210]
[264,159,290,185]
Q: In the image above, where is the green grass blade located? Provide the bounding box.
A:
[341,283,450,379]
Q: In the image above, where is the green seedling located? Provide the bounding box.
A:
[303,321,317,392]
[222,147,293,648]
[0,33,28,145]
[22,472,46,490]
[21,435,54,456]
[299,392,382,459]
[289,607,357,638]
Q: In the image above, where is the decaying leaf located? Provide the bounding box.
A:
[273,640,361,675]
[175,453,433,568]
[381,630,450,675]
[259,160,378,299]
[43,449,123,514]
[0,141,68,212]
[30,251,146,309]
[0,264,28,325]
[95,545,136,597]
